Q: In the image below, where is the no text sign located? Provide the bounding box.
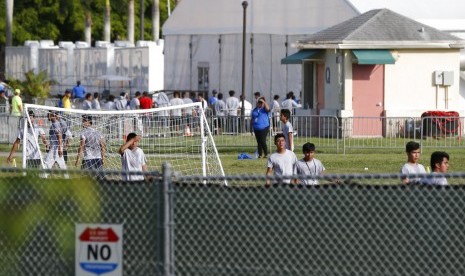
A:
[76,224,123,276]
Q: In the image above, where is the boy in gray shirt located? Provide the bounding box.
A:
[296,143,325,185]
[75,115,105,170]
[266,133,298,185]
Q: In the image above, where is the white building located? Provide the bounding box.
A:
[162,0,465,106]
[5,40,164,96]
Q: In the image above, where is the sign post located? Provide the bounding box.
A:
[76,224,123,276]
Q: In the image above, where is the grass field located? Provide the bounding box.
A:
[219,147,465,175]
[1,141,464,176]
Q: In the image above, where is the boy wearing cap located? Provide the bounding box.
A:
[11,89,23,117]
[7,110,48,168]
[296,143,325,185]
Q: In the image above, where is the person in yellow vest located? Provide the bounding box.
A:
[11,89,23,117]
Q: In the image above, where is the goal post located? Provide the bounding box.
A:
[23,103,226,179]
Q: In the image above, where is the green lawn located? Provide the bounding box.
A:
[219,148,465,175]
[2,139,464,176]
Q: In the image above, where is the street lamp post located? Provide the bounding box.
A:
[140,0,144,40]
[241,1,248,133]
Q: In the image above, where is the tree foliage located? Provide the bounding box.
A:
[0,0,176,45]
[7,70,57,100]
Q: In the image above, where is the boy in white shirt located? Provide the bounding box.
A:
[266,133,298,185]
[296,143,325,185]
[400,141,426,184]
[280,109,294,151]
[119,132,147,181]
[422,151,449,185]
[7,110,48,168]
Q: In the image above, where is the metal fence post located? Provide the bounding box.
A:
[161,162,175,276]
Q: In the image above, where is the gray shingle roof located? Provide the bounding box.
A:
[296,9,464,48]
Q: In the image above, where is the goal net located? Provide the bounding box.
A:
[23,103,225,178]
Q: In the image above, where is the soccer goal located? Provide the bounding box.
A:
[23,103,225,179]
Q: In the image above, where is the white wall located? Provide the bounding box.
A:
[6,42,164,95]
[319,49,344,116]
[384,49,463,117]
[163,33,303,103]
[147,41,164,92]
[5,47,36,80]
[340,50,354,117]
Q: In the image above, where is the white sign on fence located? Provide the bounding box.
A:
[76,224,123,276]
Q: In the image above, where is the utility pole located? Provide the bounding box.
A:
[241,1,248,133]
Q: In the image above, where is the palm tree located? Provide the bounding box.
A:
[82,0,93,45]
[127,0,135,44]
[8,70,56,103]
[152,0,160,41]
[104,0,111,41]
[85,10,92,45]
[5,0,14,46]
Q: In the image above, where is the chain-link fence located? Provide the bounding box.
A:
[0,169,163,276]
[1,167,465,275]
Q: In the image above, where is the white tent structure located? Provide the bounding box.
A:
[162,0,465,102]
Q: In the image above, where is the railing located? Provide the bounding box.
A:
[1,113,464,153]
[0,104,9,114]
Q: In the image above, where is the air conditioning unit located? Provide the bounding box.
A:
[95,41,113,48]
[39,40,55,48]
[114,40,135,47]
[24,40,40,47]
[75,41,90,48]
[58,41,75,48]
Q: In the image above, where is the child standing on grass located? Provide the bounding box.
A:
[43,111,67,170]
[266,133,298,185]
[422,151,449,185]
[401,141,426,184]
[296,143,325,185]
[119,132,148,181]
[7,110,48,168]
[280,109,294,151]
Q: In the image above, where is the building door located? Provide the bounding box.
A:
[352,64,385,136]
[302,61,314,109]
[197,62,209,92]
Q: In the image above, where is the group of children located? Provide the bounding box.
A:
[401,141,449,185]
[7,107,449,185]
[261,94,450,186]
[266,137,450,186]
[265,133,325,186]
[6,111,149,181]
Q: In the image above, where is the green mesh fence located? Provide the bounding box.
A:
[1,168,465,276]
[0,169,161,276]
[173,177,465,276]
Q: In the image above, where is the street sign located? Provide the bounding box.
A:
[76,224,123,276]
